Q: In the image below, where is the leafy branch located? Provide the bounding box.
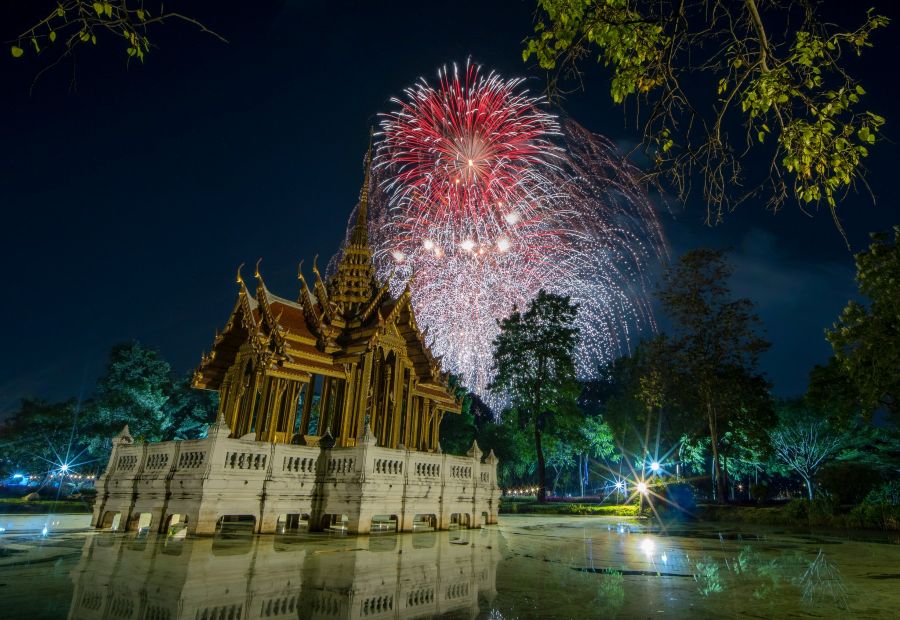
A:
[524,0,889,236]
[8,1,226,90]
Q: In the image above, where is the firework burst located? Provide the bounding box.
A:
[354,62,665,403]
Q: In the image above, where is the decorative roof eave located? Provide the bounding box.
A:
[296,260,325,338]
[311,255,335,324]
[253,261,289,358]
[193,269,257,389]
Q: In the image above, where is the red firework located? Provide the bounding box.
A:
[377,61,562,254]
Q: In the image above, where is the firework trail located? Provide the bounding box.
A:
[345,62,666,404]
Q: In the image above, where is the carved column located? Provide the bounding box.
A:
[432,409,442,451]
[389,358,404,448]
[299,376,314,436]
[356,351,374,440]
[339,366,357,446]
[421,399,432,451]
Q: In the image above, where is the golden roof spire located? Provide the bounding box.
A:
[350,130,374,248]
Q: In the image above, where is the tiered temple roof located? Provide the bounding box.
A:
[192,143,460,451]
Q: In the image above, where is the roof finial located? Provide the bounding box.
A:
[254,258,266,289]
[297,260,307,284]
[236,262,245,286]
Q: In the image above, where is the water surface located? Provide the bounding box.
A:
[0,514,898,618]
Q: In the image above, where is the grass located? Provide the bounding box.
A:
[698,500,900,531]
[500,498,642,517]
[0,498,93,514]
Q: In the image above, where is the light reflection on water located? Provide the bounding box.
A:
[1,515,899,618]
[67,528,501,619]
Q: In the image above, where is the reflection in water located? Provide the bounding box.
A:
[612,528,851,613]
[67,528,501,619]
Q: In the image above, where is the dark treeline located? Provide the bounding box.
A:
[0,342,217,478]
[444,228,900,507]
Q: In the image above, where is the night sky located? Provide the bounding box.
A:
[2,0,898,416]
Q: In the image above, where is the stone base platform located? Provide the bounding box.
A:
[92,418,500,536]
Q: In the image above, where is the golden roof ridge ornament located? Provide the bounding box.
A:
[236,262,245,286]
[254,258,266,287]
[297,260,307,286]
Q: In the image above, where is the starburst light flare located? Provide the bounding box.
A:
[346,61,666,404]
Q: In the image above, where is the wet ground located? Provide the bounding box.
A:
[0,513,898,618]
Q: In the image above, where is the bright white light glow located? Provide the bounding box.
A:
[650,461,660,472]
[59,463,69,473]
[640,538,655,556]
[423,239,435,250]
[460,239,476,251]
[636,482,648,494]
[392,250,405,262]
[503,210,520,225]
[497,237,511,252]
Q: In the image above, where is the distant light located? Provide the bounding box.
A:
[12,473,23,479]
[650,461,660,473]
[636,482,648,494]
[640,538,655,556]
[460,239,475,251]
[503,211,520,225]
[423,239,435,250]
[661,553,668,564]
[41,525,48,536]
[59,463,69,473]
[392,250,405,262]
[614,480,625,490]
[468,159,474,167]
[497,237,511,252]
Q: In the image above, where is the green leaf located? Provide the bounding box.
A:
[91,34,97,45]
[93,2,103,16]
[10,45,23,58]
[49,31,56,43]
[137,9,145,21]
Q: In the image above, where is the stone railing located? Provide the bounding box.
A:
[93,418,500,535]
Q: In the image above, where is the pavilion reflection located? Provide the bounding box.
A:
[67,528,501,619]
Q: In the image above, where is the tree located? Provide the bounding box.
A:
[489,290,580,502]
[659,249,772,503]
[523,1,888,231]
[806,357,864,426]
[438,375,479,455]
[825,226,900,419]
[84,341,173,455]
[770,401,848,499]
[164,374,217,441]
[0,398,88,477]
[592,336,694,476]
[8,1,224,88]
